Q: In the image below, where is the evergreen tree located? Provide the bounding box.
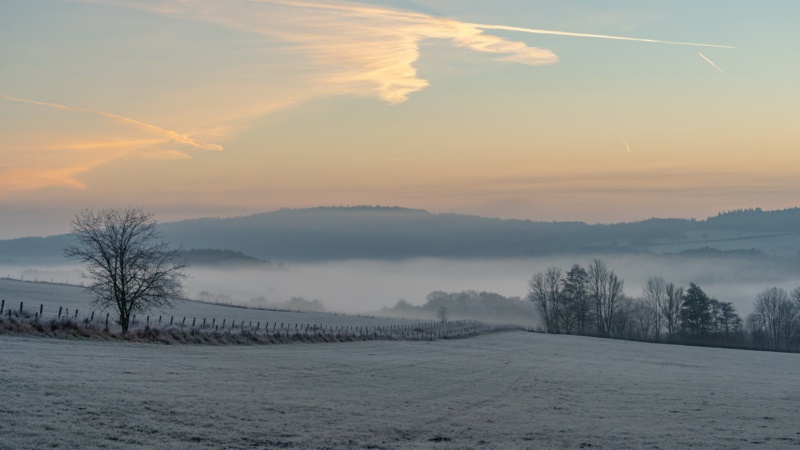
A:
[562,264,591,335]
[680,282,712,336]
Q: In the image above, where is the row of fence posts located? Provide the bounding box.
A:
[1,299,524,339]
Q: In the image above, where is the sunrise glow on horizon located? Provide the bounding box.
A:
[2,0,800,237]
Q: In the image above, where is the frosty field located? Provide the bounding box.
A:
[0,278,421,330]
[1,332,799,449]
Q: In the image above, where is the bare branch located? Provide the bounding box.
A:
[63,208,186,334]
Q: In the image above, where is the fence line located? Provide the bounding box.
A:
[0,299,528,342]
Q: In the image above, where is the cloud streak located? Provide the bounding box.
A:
[469,24,735,49]
[0,93,219,194]
[697,52,729,76]
[0,93,223,151]
[621,136,631,153]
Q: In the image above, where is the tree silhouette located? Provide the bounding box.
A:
[64,208,186,334]
[680,283,712,336]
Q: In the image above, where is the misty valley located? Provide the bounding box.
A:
[5,0,800,446]
[3,206,800,448]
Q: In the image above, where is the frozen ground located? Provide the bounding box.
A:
[0,279,421,329]
[1,333,798,449]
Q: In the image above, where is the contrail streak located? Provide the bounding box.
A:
[621,136,631,153]
[250,0,735,49]
[468,23,735,49]
[697,52,728,76]
[0,92,223,151]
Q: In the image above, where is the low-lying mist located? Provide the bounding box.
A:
[3,253,799,319]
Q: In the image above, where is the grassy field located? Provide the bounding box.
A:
[1,332,799,449]
[0,278,421,329]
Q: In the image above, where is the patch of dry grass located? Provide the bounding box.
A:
[0,313,520,346]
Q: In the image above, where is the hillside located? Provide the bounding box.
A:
[2,206,800,261]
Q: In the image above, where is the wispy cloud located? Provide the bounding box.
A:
[0,165,92,191]
[88,0,560,104]
[96,0,731,105]
[0,93,216,194]
[0,93,223,151]
[7,0,733,194]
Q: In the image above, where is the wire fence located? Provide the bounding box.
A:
[0,298,527,343]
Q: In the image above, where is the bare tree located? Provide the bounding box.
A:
[610,295,634,339]
[587,259,624,337]
[661,283,684,339]
[630,297,658,341]
[64,208,187,334]
[642,276,666,341]
[746,312,767,347]
[437,306,448,323]
[528,272,550,332]
[527,267,565,334]
[587,258,608,336]
[753,287,798,351]
[792,287,800,305]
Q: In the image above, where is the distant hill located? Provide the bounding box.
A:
[2,206,800,261]
[179,249,278,268]
[0,235,73,261]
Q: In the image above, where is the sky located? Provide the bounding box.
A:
[2,0,800,238]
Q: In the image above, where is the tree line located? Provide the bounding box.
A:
[528,259,800,352]
[384,290,537,326]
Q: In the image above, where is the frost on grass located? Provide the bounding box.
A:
[1,333,799,449]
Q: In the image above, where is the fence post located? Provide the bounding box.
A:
[75,309,79,319]
[0,299,3,314]
[20,302,23,313]
[192,318,196,327]
[105,313,109,330]
[147,316,150,326]
[170,316,174,325]
[90,311,94,322]
[40,304,44,316]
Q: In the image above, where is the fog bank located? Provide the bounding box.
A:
[2,254,799,317]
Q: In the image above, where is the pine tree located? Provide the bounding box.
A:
[680,282,712,336]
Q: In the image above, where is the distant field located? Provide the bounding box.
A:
[1,333,799,449]
[0,278,420,329]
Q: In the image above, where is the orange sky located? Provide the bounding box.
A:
[2,0,799,237]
